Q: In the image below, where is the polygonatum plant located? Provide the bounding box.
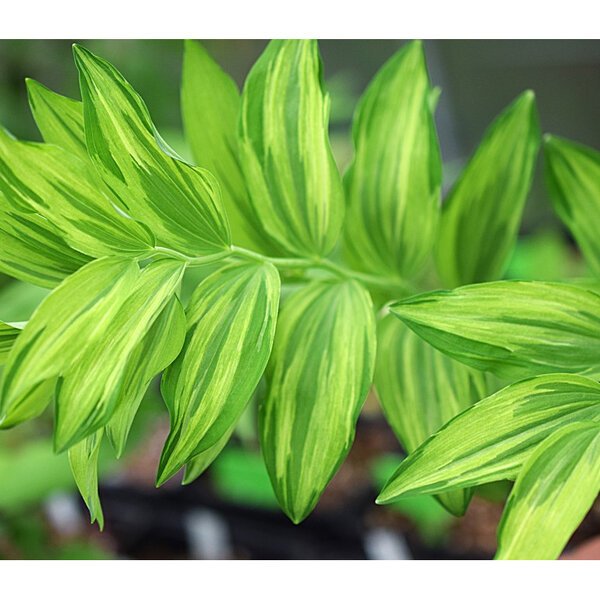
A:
[0,39,599,559]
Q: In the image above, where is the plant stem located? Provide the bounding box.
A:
[150,245,416,297]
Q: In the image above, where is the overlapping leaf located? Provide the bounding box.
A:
[375,315,490,515]
[26,79,88,161]
[238,39,344,257]
[181,40,261,250]
[0,257,138,428]
[105,296,186,457]
[68,429,104,529]
[496,422,600,560]
[435,92,540,287]
[158,261,280,485]
[0,127,154,257]
[0,194,90,287]
[73,44,231,256]
[391,281,600,380]
[260,279,376,523]
[377,374,600,504]
[544,135,600,275]
[182,423,236,485]
[54,258,185,451]
[0,321,24,365]
[344,40,442,279]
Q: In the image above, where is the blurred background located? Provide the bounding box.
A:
[0,39,599,559]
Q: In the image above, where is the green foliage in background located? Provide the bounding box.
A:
[1,39,599,560]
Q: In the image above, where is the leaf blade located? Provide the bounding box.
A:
[375,315,490,515]
[495,421,600,560]
[544,135,600,276]
[391,281,600,380]
[260,279,376,523]
[238,39,344,257]
[158,261,280,485]
[435,92,540,287]
[377,374,600,504]
[344,40,442,278]
[73,44,231,255]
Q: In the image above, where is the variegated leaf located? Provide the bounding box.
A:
[0,127,154,258]
[344,40,442,279]
[26,78,87,161]
[0,321,24,365]
[182,423,236,485]
[73,44,231,256]
[544,135,600,276]
[496,421,600,560]
[68,429,104,529]
[435,91,540,287]
[158,261,280,485]
[391,281,600,380]
[238,39,344,257]
[0,193,90,288]
[0,257,138,428]
[182,40,263,251]
[105,296,186,457]
[375,314,490,515]
[55,259,185,451]
[377,374,600,504]
[260,279,376,523]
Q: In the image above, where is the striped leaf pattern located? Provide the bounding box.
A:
[0,195,90,287]
[26,78,88,161]
[0,257,139,428]
[0,127,154,257]
[377,374,600,504]
[238,40,344,257]
[391,281,600,380]
[0,321,24,365]
[182,40,263,251]
[182,423,236,485]
[496,422,600,560]
[105,296,186,457]
[544,135,600,275]
[158,261,280,485]
[435,92,540,287]
[344,41,442,279]
[68,429,104,529]
[375,315,490,515]
[260,279,376,523]
[73,45,231,256]
[54,259,185,451]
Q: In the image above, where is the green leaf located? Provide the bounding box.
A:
[391,281,600,380]
[158,261,280,485]
[544,135,600,275]
[0,127,154,258]
[344,41,442,279]
[260,279,376,523]
[435,92,540,287]
[182,424,236,485]
[181,40,261,251]
[73,44,231,256]
[238,40,344,258]
[26,79,87,160]
[0,194,91,287]
[0,321,24,365]
[496,421,600,560]
[105,296,186,457]
[377,374,600,504]
[375,314,490,515]
[68,429,104,530]
[0,256,139,428]
[501,423,600,560]
[54,258,185,451]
